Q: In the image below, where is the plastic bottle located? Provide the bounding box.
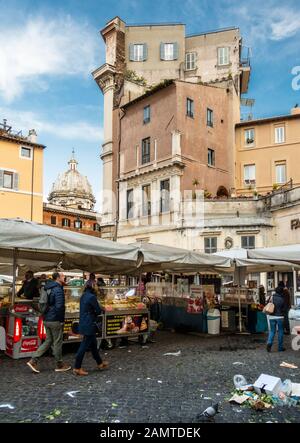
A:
[281,379,292,396]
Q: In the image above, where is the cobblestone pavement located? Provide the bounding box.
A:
[0,331,300,423]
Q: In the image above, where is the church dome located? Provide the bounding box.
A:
[48,151,96,210]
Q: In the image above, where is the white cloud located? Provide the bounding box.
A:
[0,107,103,143]
[0,15,99,102]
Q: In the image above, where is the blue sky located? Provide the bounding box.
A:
[1,0,300,210]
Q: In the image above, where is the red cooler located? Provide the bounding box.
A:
[5,304,45,359]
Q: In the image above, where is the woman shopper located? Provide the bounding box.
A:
[73,279,108,376]
[266,281,286,352]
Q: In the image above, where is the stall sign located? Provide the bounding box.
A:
[6,335,13,356]
[14,304,31,313]
[186,297,203,314]
[106,313,149,337]
[21,338,38,353]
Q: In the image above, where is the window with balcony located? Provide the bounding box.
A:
[141,137,151,164]
[185,52,196,70]
[244,164,256,186]
[160,179,170,213]
[62,218,70,227]
[50,216,56,225]
[186,98,194,118]
[142,184,151,216]
[127,189,134,219]
[217,47,230,66]
[129,43,147,62]
[244,128,255,146]
[275,126,285,144]
[207,108,213,127]
[275,162,287,184]
[160,42,178,61]
[204,237,217,254]
[241,235,255,249]
[143,105,150,124]
[208,148,215,166]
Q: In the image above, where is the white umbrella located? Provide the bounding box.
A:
[248,244,300,264]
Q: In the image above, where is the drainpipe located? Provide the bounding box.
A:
[30,146,35,221]
[113,108,125,241]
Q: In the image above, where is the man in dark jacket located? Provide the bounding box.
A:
[26,272,71,373]
[17,271,39,300]
[266,282,285,352]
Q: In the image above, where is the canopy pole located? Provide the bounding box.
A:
[293,267,297,306]
[238,287,242,333]
[11,248,18,305]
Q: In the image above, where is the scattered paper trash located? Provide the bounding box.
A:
[254,374,282,396]
[203,397,212,400]
[106,380,112,384]
[66,391,79,398]
[163,350,181,356]
[280,362,298,369]
[158,380,163,383]
[229,394,249,405]
[0,404,14,410]
[146,377,151,380]
[291,383,300,397]
[137,378,141,381]
[233,362,245,366]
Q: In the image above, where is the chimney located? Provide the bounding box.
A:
[28,129,37,143]
[291,105,300,115]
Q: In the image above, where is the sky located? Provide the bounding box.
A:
[0,0,300,211]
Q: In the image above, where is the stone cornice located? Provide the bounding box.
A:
[118,161,185,186]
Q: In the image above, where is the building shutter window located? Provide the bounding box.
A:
[0,170,4,188]
[173,42,179,60]
[13,173,19,190]
[160,42,165,60]
[143,44,148,61]
[129,43,135,61]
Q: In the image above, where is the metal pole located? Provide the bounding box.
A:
[238,288,242,333]
[12,248,18,305]
[293,267,297,306]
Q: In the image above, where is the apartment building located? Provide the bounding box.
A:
[235,107,300,195]
[0,120,44,222]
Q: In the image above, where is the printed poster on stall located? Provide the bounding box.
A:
[105,313,149,337]
[186,286,204,314]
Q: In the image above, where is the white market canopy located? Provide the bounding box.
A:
[248,244,300,264]
[0,218,141,274]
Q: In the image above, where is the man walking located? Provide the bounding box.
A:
[27,272,71,373]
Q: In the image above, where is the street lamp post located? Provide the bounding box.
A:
[74,216,81,230]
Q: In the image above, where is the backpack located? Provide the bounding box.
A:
[38,285,52,315]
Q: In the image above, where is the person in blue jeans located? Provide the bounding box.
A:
[73,279,108,376]
[266,281,285,352]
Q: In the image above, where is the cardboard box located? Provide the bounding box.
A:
[254,374,282,396]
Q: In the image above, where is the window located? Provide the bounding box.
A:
[241,235,255,249]
[142,184,151,216]
[186,98,194,118]
[141,137,151,164]
[204,237,217,254]
[207,108,213,127]
[21,147,32,158]
[143,105,150,124]
[129,43,147,62]
[62,218,70,227]
[93,223,101,232]
[3,171,13,189]
[50,216,56,225]
[217,47,230,66]
[208,149,215,166]
[160,179,170,213]
[74,220,82,229]
[244,128,255,146]
[160,42,178,61]
[275,126,285,144]
[127,189,134,219]
[185,52,196,70]
[244,164,256,186]
[275,163,286,184]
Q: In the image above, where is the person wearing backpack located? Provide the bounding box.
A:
[266,281,286,353]
[26,272,71,373]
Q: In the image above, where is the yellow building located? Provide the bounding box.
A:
[0,121,45,222]
[235,107,300,195]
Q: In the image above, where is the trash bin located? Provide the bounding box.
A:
[207,308,220,335]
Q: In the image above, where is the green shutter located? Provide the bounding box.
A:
[0,170,3,188]
[160,42,165,60]
[143,43,148,61]
[173,42,179,60]
[13,173,19,190]
[129,43,134,61]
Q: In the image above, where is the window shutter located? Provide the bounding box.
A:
[160,42,165,60]
[143,43,148,61]
[129,43,134,61]
[13,172,19,190]
[173,42,179,60]
[0,170,3,188]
